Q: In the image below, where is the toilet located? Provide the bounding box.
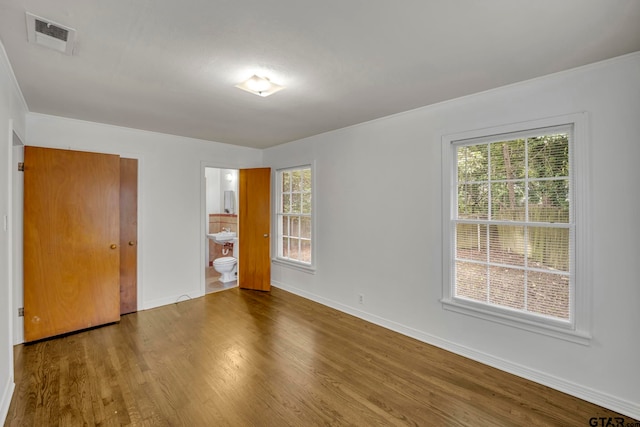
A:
[212,238,238,283]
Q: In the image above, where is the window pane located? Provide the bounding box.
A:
[300,216,311,239]
[289,237,300,260]
[301,239,311,263]
[528,134,569,179]
[491,182,525,221]
[528,226,570,272]
[489,266,525,310]
[281,216,289,236]
[527,272,569,319]
[457,183,488,218]
[456,223,487,261]
[282,194,291,213]
[302,193,312,214]
[457,145,488,182]
[290,216,300,238]
[528,180,570,222]
[490,139,526,180]
[282,171,290,192]
[282,237,290,258]
[290,193,301,214]
[302,168,311,192]
[455,261,487,302]
[291,170,301,192]
[489,225,525,267]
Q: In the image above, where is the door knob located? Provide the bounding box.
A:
[263,234,269,238]
[110,244,118,249]
[128,241,135,246]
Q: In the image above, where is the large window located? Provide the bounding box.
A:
[442,115,590,343]
[276,166,313,266]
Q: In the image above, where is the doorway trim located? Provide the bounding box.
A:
[10,120,24,345]
[199,161,240,296]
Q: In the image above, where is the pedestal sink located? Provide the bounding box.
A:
[206,231,237,244]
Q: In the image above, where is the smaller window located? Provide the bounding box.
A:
[276,166,313,267]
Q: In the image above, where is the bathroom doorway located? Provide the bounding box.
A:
[204,167,239,294]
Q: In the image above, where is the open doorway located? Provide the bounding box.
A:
[204,167,239,294]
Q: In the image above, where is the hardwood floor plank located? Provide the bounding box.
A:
[5,287,636,426]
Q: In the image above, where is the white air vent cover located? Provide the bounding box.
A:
[26,12,76,55]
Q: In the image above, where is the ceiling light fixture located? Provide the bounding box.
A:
[235,75,284,97]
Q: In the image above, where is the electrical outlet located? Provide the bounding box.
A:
[18,307,24,317]
[358,294,364,304]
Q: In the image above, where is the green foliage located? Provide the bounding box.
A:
[457,132,569,219]
[457,145,488,217]
[281,168,312,214]
[527,134,570,210]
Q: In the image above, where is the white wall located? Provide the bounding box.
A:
[23,114,263,327]
[264,53,640,419]
[204,167,238,263]
[0,41,27,423]
[219,169,237,214]
[205,168,221,215]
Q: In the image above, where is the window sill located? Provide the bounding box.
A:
[441,298,591,346]
[272,258,316,274]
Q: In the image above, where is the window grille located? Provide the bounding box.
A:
[276,166,312,265]
[441,114,591,343]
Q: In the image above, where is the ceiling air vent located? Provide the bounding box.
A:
[26,12,76,55]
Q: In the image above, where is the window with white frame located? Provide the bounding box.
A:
[442,115,590,343]
[276,166,312,266]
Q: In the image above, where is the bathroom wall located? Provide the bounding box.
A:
[205,168,238,217]
[208,214,238,264]
[205,168,221,215]
[205,168,238,264]
[263,53,640,419]
[219,169,237,213]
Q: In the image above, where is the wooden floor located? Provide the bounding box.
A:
[5,288,634,426]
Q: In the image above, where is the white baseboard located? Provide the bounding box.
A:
[272,281,640,421]
[141,289,203,311]
[0,377,15,425]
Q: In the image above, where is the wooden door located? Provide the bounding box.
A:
[238,168,271,291]
[24,147,121,342]
[119,158,138,314]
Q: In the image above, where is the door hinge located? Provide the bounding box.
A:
[18,307,24,317]
[18,162,24,171]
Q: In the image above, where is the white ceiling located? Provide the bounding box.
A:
[1,0,639,149]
